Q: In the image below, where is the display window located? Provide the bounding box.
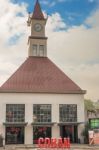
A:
[33,126,51,144]
[6,127,24,144]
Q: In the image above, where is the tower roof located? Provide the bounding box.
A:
[32,0,45,20]
[0,57,85,94]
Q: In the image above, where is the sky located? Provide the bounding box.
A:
[0,0,99,101]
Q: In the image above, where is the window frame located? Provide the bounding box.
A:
[39,45,44,56]
[6,104,25,123]
[33,104,51,123]
[32,44,37,56]
[59,104,77,122]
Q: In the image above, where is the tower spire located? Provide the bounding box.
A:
[32,0,44,20]
[28,0,47,57]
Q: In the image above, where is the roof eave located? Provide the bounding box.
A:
[0,90,86,94]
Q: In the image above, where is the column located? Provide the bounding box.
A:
[25,103,33,144]
[52,104,60,138]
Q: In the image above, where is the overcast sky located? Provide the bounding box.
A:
[0,0,99,101]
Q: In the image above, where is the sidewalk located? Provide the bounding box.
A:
[71,144,99,149]
[0,144,99,150]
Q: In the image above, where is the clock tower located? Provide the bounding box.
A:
[27,0,47,57]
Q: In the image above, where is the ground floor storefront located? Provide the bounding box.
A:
[3,124,82,145]
[0,102,85,145]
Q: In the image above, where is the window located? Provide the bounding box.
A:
[33,104,51,122]
[6,104,25,122]
[33,44,37,56]
[39,45,44,56]
[59,104,77,122]
[39,45,44,51]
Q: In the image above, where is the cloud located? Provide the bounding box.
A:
[46,11,99,65]
[47,13,67,31]
[57,0,69,2]
[88,0,99,3]
[41,0,71,7]
[0,0,99,101]
[46,9,99,101]
[88,0,94,2]
[85,9,99,27]
[88,0,99,5]
[0,0,29,83]
[40,0,49,5]
[40,0,56,7]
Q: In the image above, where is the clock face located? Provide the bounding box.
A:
[34,23,42,32]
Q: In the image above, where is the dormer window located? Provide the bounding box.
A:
[39,45,44,56]
[33,44,37,56]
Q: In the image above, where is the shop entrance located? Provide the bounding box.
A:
[33,126,51,144]
[6,127,24,144]
[60,125,78,143]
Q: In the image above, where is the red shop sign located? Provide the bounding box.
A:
[38,137,70,148]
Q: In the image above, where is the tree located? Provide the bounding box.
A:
[83,99,95,144]
[81,122,90,144]
[84,99,95,111]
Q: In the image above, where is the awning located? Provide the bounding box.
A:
[31,122,56,126]
[58,122,84,126]
[3,122,28,127]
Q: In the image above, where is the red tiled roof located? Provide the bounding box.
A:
[0,57,85,94]
[32,0,44,20]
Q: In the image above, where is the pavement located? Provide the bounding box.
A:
[0,144,99,150]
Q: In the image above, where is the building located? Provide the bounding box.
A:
[85,101,99,129]
[0,0,86,145]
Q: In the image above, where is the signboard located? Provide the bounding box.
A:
[38,137,70,148]
[90,119,99,129]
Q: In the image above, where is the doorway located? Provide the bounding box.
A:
[6,127,24,144]
[33,126,51,144]
[60,125,78,143]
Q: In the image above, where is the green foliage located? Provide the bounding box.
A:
[94,101,99,109]
[83,99,99,144]
[83,99,95,143]
[84,99,95,111]
[82,122,90,144]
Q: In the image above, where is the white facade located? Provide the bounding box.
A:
[0,0,86,145]
[0,93,85,144]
